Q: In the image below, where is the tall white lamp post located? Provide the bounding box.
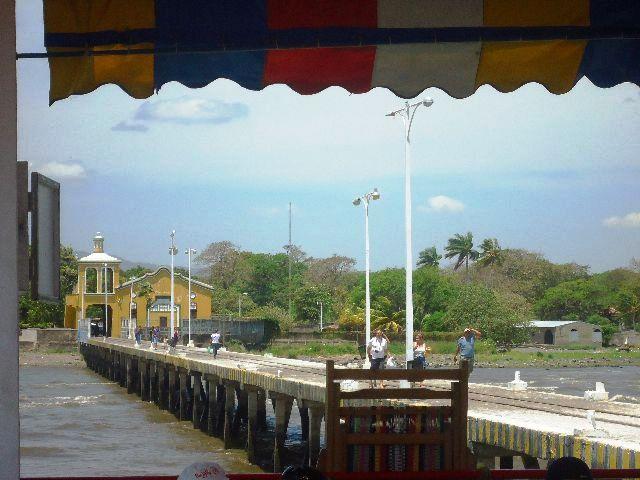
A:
[353,188,380,368]
[238,292,248,317]
[387,99,433,374]
[185,247,197,347]
[129,282,135,339]
[103,262,108,339]
[317,300,324,332]
[169,230,178,337]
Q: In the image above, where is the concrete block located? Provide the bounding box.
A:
[584,382,608,401]
[508,371,527,391]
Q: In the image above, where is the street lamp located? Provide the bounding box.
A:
[317,300,324,332]
[185,247,197,347]
[102,262,108,339]
[353,188,380,368]
[238,292,248,317]
[387,98,434,373]
[169,230,178,337]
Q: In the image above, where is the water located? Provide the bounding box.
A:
[19,366,263,477]
[20,365,640,477]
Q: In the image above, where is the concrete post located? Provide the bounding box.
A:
[204,374,219,435]
[126,356,134,394]
[157,363,167,409]
[192,372,202,429]
[299,403,309,442]
[119,353,126,387]
[139,359,148,400]
[246,388,259,463]
[307,403,324,468]
[257,388,268,431]
[168,366,176,413]
[148,361,156,402]
[234,386,248,432]
[178,368,188,421]
[272,394,294,472]
[223,382,237,448]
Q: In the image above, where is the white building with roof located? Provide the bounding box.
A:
[528,320,603,346]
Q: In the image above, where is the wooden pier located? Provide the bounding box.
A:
[80,338,640,472]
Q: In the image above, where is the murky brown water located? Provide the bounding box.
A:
[19,366,265,477]
[20,364,639,477]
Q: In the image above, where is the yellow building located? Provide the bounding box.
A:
[64,233,213,337]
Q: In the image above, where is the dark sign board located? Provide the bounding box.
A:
[30,172,60,302]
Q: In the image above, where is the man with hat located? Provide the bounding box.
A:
[454,327,481,373]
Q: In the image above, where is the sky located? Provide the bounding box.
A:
[16,1,640,273]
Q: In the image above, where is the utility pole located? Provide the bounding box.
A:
[288,201,293,319]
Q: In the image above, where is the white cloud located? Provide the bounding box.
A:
[421,195,465,213]
[134,97,248,125]
[37,161,86,180]
[603,212,640,228]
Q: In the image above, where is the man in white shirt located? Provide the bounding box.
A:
[366,329,389,387]
[210,329,222,359]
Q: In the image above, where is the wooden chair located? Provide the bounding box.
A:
[324,360,474,473]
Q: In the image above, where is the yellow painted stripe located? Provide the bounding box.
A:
[483,0,590,27]
[609,447,618,469]
[622,449,630,469]
[508,426,515,450]
[584,441,592,467]
[492,421,499,446]
[597,444,605,467]
[573,439,582,460]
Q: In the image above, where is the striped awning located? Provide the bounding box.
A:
[42,1,640,104]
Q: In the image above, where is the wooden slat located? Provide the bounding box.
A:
[338,406,453,417]
[332,368,463,381]
[340,388,452,400]
[345,432,446,445]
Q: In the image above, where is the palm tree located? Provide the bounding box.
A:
[478,238,502,267]
[417,246,442,268]
[444,232,479,282]
[478,238,502,287]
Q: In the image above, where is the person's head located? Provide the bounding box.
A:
[546,457,592,480]
[415,333,424,343]
[463,328,473,339]
[374,329,383,338]
[281,465,327,480]
[214,329,219,333]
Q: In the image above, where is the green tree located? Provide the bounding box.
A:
[293,284,332,324]
[122,265,152,281]
[478,238,502,268]
[417,246,442,268]
[444,232,479,282]
[444,283,532,347]
[413,267,460,327]
[135,281,155,311]
[60,245,79,296]
[617,286,640,331]
[535,279,608,321]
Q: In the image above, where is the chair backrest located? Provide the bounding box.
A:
[324,360,473,473]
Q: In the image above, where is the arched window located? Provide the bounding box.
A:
[85,267,97,293]
[101,267,114,293]
[544,329,554,344]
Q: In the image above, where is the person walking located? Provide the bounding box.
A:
[134,326,142,346]
[171,327,180,348]
[210,329,222,359]
[151,326,159,350]
[454,327,481,374]
[366,329,389,387]
[412,333,431,369]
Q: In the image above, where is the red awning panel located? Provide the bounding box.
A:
[39,0,640,103]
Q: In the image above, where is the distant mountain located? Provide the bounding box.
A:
[75,250,160,272]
